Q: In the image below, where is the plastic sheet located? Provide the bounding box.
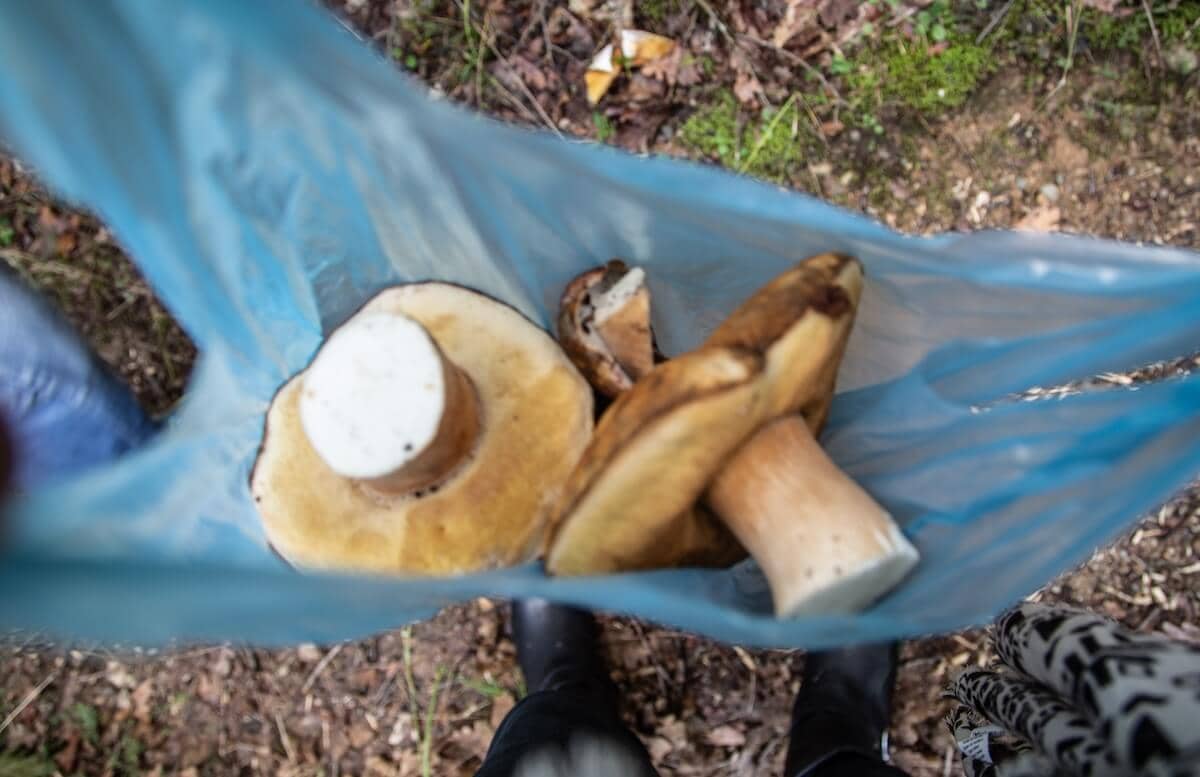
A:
[1,0,1198,648]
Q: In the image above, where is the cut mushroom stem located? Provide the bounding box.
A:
[591,266,654,379]
[299,311,480,495]
[706,415,918,617]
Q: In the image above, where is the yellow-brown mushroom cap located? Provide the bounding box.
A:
[252,282,594,576]
[545,347,760,574]
[705,252,863,431]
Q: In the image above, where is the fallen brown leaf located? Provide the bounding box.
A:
[706,724,747,747]
[731,48,764,105]
[818,0,857,29]
[642,44,682,85]
[349,721,375,749]
[627,73,666,101]
[1014,206,1061,232]
[508,56,549,91]
[773,0,820,48]
[132,679,155,726]
[733,69,764,104]
[547,7,595,57]
[820,119,845,138]
[648,736,674,761]
[614,107,670,152]
[676,53,703,87]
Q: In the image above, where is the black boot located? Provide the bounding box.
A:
[476,600,658,777]
[784,642,905,777]
[510,598,620,713]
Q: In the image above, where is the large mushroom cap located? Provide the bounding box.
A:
[546,346,759,574]
[252,282,594,575]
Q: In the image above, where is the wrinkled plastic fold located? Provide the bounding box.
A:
[1,1,1198,648]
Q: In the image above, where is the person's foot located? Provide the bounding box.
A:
[784,642,899,777]
[510,599,617,709]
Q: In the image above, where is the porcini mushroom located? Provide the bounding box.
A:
[251,282,594,575]
[547,254,918,617]
[557,260,657,399]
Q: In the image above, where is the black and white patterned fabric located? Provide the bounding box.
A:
[949,602,1200,777]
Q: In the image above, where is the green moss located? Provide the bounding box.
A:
[840,32,991,128]
[0,753,58,777]
[678,91,815,182]
[1090,3,1200,52]
[72,703,100,747]
[639,0,678,24]
[680,91,739,166]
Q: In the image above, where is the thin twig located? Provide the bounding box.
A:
[484,44,561,136]
[275,711,297,763]
[486,73,545,127]
[738,33,845,107]
[976,0,1016,44]
[420,667,446,777]
[300,643,343,693]
[799,95,828,148]
[1141,0,1163,70]
[401,627,423,723]
[0,671,57,737]
[450,0,562,137]
[693,0,732,42]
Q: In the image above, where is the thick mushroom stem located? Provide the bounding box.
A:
[706,416,918,617]
[299,311,480,495]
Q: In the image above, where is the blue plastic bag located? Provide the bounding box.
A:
[1,1,1198,649]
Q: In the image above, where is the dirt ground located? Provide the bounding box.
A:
[3,1,1199,776]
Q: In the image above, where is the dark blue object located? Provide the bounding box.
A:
[0,269,155,490]
[0,1,1198,647]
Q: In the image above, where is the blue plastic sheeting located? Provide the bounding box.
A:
[1,1,1198,649]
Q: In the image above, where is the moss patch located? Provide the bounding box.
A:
[840,31,992,130]
[678,91,817,182]
[0,753,58,777]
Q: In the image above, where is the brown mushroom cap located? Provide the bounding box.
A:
[705,252,863,430]
[545,347,758,574]
[252,282,594,575]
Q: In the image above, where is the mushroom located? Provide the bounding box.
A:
[251,282,594,575]
[547,254,918,617]
[557,260,658,399]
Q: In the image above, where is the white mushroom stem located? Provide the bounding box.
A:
[706,416,918,617]
[299,311,480,495]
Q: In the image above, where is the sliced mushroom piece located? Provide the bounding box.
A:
[558,260,657,399]
[251,282,594,575]
[548,253,918,617]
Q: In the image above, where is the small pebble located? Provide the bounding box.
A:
[1040,183,1060,203]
